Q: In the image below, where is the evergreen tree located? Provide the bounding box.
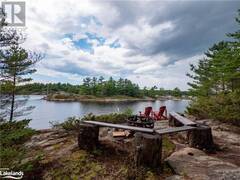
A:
[187,9,240,125]
[172,87,181,97]
[0,9,26,120]
[187,41,236,95]
[0,45,42,121]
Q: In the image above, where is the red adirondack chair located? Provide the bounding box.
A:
[152,106,168,121]
[139,106,152,118]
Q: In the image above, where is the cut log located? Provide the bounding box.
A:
[134,132,162,170]
[112,131,125,137]
[187,124,215,152]
[78,124,99,151]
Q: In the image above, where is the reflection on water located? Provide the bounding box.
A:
[22,95,190,129]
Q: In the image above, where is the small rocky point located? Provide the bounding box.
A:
[22,119,240,179]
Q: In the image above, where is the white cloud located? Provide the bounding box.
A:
[18,0,237,90]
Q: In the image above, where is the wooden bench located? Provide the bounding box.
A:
[83,120,154,133]
[169,112,197,127]
[80,117,214,169]
[83,120,196,135]
[155,126,196,135]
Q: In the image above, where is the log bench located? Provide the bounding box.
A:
[78,113,215,170]
[78,121,161,169]
[168,112,215,152]
[169,112,197,127]
[83,120,154,133]
[155,126,196,135]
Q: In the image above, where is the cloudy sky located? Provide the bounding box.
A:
[20,0,239,90]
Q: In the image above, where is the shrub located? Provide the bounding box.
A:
[0,119,36,168]
[56,109,133,131]
[187,90,240,126]
[81,112,130,124]
[0,147,21,167]
[0,119,35,146]
[50,116,82,131]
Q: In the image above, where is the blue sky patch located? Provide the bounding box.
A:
[85,32,106,46]
[73,38,93,53]
[110,39,121,48]
[63,32,106,53]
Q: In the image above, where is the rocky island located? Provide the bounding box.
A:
[44,93,156,102]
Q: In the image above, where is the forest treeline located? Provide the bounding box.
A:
[17,77,187,98]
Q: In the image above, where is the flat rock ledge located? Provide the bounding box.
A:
[166,147,240,180]
[24,129,78,162]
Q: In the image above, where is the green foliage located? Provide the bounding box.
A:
[187,91,240,126]
[81,112,131,124]
[187,9,240,125]
[141,86,187,98]
[0,44,42,121]
[44,150,104,179]
[123,108,133,116]
[0,119,42,178]
[16,154,44,177]
[79,77,142,97]
[51,93,76,100]
[187,10,240,96]
[0,147,21,167]
[0,10,42,121]
[50,116,82,131]
[162,136,176,158]
[187,41,239,96]
[53,110,133,131]
[171,87,182,97]
[17,82,81,95]
[0,119,36,168]
[17,79,188,98]
[0,119,35,146]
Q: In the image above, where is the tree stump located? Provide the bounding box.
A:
[187,124,215,152]
[78,124,99,151]
[134,132,162,170]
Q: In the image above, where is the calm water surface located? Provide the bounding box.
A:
[23,95,190,129]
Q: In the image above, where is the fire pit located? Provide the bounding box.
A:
[127,115,154,128]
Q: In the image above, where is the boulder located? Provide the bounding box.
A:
[166,147,240,180]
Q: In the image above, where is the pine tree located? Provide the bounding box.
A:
[0,45,42,121]
[186,9,240,124]
[227,9,240,83]
[187,9,240,96]
[0,8,23,120]
[187,41,235,96]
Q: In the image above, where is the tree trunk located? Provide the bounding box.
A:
[134,132,162,170]
[78,124,99,151]
[187,124,215,152]
[9,75,16,122]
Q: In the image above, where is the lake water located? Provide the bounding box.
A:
[22,95,190,129]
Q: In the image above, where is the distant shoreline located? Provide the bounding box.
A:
[42,93,190,102]
[43,96,155,102]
